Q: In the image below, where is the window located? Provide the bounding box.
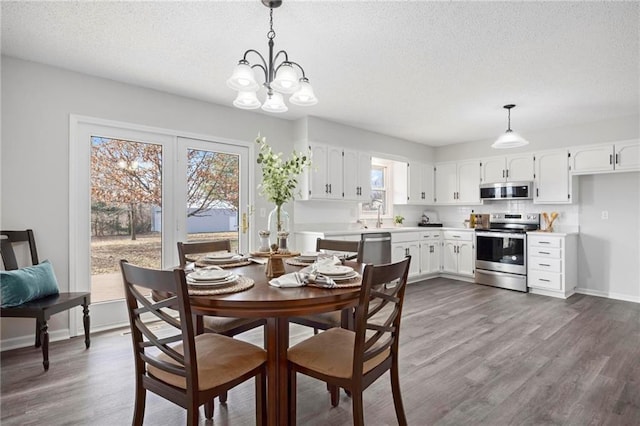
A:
[360,157,393,219]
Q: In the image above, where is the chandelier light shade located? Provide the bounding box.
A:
[227,0,317,113]
[492,104,529,149]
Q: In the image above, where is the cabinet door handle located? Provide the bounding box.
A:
[506,170,509,178]
[536,188,539,197]
[610,154,613,165]
[502,169,505,178]
[325,184,329,194]
[329,183,332,194]
[430,245,434,253]
[615,153,619,164]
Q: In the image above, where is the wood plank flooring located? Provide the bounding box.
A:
[2,278,639,425]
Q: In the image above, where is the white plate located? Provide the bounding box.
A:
[187,274,238,286]
[202,255,244,264]
[204,252,237,260]
[293,256,316,263]
[300,251,321,258]
[316,265,353,276]
[188,269,232,281]
[331,271,359,281]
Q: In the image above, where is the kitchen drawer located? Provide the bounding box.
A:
[528,270,562,290]
[528,235,562,248]
[528,247,561,258]
[443,230,473,241]
[420,231,441,240]
[392,232,420,243]
[529,256,562,273]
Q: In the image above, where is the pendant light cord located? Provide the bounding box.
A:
[268,8,276,40]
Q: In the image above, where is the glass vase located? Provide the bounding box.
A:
[267,205,290,245]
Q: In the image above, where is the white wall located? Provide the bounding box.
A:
[0,56,294,344]
[576,172,640,302]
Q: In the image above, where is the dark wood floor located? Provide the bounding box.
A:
[2,278,639,425]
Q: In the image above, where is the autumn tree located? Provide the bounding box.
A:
[91,138,240,240]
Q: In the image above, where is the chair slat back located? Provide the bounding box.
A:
[357,232,392,265]
[316,238,360,258]
[353,256,410,374]
[177,240,232,267]
[120,260,198,389]
[1,229,39,270]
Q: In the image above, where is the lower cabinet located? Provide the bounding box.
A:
[419,231,441,275]
[441,230,475,277]
[527,232,577,299]
[391,237,421,278]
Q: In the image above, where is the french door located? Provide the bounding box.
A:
[71,116,251,333]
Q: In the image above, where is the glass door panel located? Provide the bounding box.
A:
[90,137,163,303]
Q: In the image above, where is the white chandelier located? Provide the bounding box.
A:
[227,0,317,113]
[492,104,529,149]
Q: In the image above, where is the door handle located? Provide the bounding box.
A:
[615,153,619,164]
[329,184,332,194]
[502,169,505,178]
[241,212,249,234]
[610,154,613,165]
[506,170,509,178]
[325,184,329,194]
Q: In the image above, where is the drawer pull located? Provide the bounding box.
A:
[539,263,551,267]
[539,251,550,255]
[539,278,551,282]
[539,241,551,244]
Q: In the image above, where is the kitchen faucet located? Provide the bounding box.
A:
[372,199,383,228]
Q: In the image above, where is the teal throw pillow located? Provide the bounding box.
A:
[1,260,60,308]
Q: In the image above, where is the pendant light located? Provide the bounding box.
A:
[227,0,318,113]
[492,104,529,149]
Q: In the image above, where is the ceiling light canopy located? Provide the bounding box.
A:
[492,104,529,149]
[227,0,317,113]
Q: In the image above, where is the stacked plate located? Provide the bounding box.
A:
[293,251,321,264]
[315,264,359,281]
[186,268,238,288]
[201,252,245,265]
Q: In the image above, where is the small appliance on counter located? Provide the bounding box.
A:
[418,211,443,227]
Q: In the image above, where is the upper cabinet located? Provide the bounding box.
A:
[300,142,371,201]
[480,154,535,183]
[434,160,481,205]
[570,139,640,174]
[343,148,371,202]
[407,161,434,205]
[534,149,575,204]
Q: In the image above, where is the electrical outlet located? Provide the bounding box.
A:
[260,208,266,218]
[601,210,609,220]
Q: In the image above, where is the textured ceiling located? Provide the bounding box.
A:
[2,1,638,146]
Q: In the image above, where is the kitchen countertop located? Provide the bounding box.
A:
[527,230,579,237]
[294,226,474,236]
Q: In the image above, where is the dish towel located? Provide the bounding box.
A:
[268,272,336,288]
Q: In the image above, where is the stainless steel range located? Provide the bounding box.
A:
[475,213,540,292]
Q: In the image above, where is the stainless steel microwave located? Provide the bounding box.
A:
[479,181,533,200]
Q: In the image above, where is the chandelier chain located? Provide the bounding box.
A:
[268,8,276,40]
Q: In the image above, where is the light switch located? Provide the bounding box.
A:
[601,210,609,220]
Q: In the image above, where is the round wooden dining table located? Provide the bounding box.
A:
[187,261,363,426]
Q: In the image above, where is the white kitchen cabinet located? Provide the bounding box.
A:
[434,160,481,205]
[533,149,575,204]
[480,154,535,183]
[302,142,368,200]
[441,230,474,277]
[407,161,434,205]
[527,233,577,299]
[391,232,420,277]
[419,231,441,275]
[343,149,371,201]
[570,139,640,174]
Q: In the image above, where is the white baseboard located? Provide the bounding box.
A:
[575,288,640,304]
[1,329,70,352]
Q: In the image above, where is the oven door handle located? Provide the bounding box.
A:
[475,231,526,239]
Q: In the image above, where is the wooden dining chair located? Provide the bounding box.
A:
[287,256,411,426]
[289,238,361,333]
[0,229,90,371]
[177,240,265,337]
[119,260,267,425]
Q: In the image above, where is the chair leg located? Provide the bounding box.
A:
[352,388,365,426]
[313,327,319,335]
[40,320,49,371]
[256,371,266,426]
[329,384,340,407]
[133,383,146,426]
[186,405,199,426]
[219,391,228,404]
[35,320,41,347]
[204,399,214,419]
[288,368,297,426]
[391,360,408,426]
[83,303,91,348]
